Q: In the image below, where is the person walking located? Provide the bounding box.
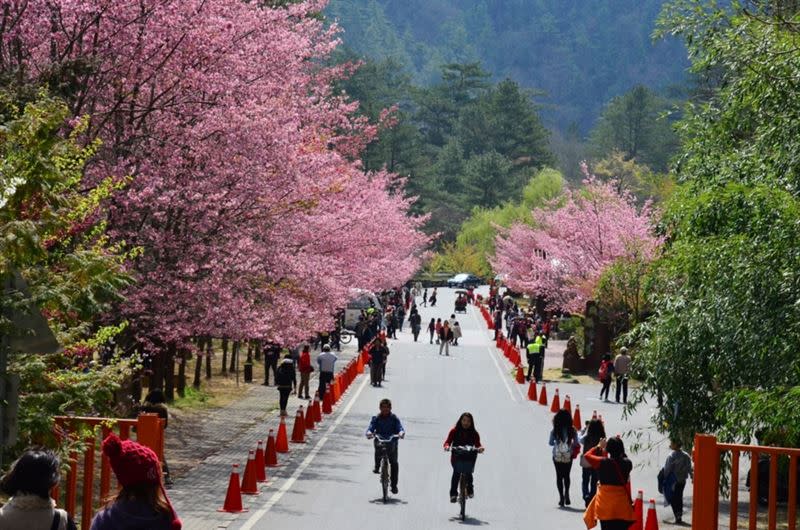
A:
[90,434,181,530]
[369,338,389,387]
[298,345,314,399]
[396,305,406,333]
[579,418,606,506]
[427,318,436,344]
[422,288,428,307]
[409,309,422,342]
[263,342,280,386]
[452,321,462,346]
[613,348,631,403]
[493,308,503,340]
[429,288,438,307]
[0,449,78,530]
[435,318,443,344]
[438,321,454,356]
[598,354,614,401]
[276,353,297,416]
[549,409,581,507]
[582,437,636,530]
[317,344,337,401]
[661,439,693,525]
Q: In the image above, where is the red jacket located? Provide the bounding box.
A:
[298,351,313,373]
[444,427,482,463]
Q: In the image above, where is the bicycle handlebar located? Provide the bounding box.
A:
[372,434,401,443]
[446,445,481,452]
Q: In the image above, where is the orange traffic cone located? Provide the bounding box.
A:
[241,450,259,495]
[332,377,341,403]
[312,392,322,423]
[527,379,538,401]
[290,407,306,444]
[218,464,248,512]
[515,365,525,384]
[322,386,333,414]
[644,498,658,530]
[550,388,561,412]
[305,400,315,430]
[563,395,572,414]
[276,416,289,453]
[572,404,582,430]
[538,383,548,406]
[631,490,644,530]
[357,352,365,374]
[254,440,267,483]
[265,430,279,467]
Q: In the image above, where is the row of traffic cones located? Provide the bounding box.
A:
[219,353,364,513]
[484,311,658,530]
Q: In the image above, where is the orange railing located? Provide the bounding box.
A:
[52,414,165,530]
[693,434,798,530]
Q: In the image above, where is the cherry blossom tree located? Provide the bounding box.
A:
[0,0,429,359]
[492,163,660,312]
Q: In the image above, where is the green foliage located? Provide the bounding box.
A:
[0,93,133,458]
[326,0,687,130]
[338,58,554,241]
[623,3,800,445]
[591,151,676,204]
[589,85,680,173]
[595,254,652,338]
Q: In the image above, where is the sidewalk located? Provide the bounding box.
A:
[168,342,361,530]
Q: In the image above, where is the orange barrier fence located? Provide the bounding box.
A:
[693,433,798,530]
[52,413,165,530]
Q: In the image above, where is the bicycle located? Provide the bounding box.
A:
[447,445,480,521]
[339,329,354,344]
[371,434,400,503]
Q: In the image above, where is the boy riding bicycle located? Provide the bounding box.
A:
[366,399,405,494]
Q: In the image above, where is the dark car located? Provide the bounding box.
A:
[447,273,482,288]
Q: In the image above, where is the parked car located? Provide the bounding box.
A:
[343,290,382,330]
[447,273,482,288]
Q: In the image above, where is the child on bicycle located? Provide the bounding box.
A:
[443,412,484,503]
[365,399,405,494]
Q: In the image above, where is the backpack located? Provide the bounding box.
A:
[598,362,609,380]
[554,439,572,463]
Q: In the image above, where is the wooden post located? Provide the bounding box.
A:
[692,434,720,530]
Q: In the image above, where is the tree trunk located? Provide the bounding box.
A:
[205,338,213,380]
[164,342,176,402]
[177,347,187,397]
[254,340,262,362]
[229,340,239,373]
[193,338,204,388]
[221,338,229,374]
[150,347,166,390]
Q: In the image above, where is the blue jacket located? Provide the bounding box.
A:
[366,413,404,439]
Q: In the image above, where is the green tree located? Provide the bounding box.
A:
[589,85,679,172]
[0,94,134,454]
[463,151,515,209]
[627,0,800,446]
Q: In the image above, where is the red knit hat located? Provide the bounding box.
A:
[102,433,182,529]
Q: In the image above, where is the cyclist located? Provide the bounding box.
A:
[443,412,484,503]
[365,399,405,494]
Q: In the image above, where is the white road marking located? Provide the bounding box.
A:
[238,374,371,529]
[467,305,517,402]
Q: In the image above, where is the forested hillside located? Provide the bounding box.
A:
[326,0,687,130]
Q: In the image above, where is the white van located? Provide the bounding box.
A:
[343,290,382,330]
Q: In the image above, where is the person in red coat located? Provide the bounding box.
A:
[443,413,485,502]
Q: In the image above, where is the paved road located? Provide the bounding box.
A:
[226,287,686,530]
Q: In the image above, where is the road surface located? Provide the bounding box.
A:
[228,287,680,529]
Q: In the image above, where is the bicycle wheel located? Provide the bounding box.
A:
[459,473,466,520]
[340,333,352,344]
[381,457,389,503]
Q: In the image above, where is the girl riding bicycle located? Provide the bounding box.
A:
[443,412,484,503]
